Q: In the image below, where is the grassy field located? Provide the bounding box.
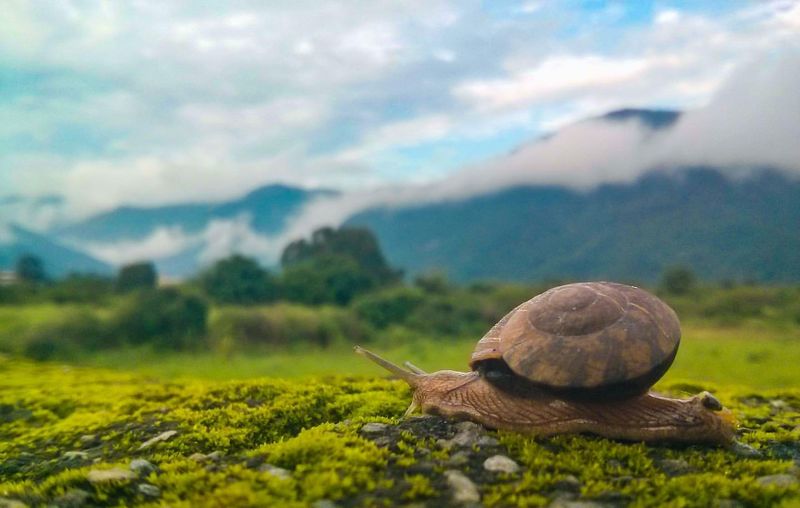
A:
[1,355,799,507]
[69,322,800,390]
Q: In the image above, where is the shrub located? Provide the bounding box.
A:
[113,288,208,350]
[199,254,279,304]
[281,255,375,306]
[21,310,112,360]
[352,286,425,329]
[210,304,370,349]
[116,261,157,293]
[659,266,696,295]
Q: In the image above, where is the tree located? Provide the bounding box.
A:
[199,254,278,304]
[280,226,401,285]
[281,254,374,305]
[116,261,157,292]
[660,266,697,295]
[113,288,208,350]
[15,254,46,284]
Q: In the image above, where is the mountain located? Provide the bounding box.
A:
[600,108,681,129]
[0,224,112,278]
[54,184,335,243]
[347,168,800,283]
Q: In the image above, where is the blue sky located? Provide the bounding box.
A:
[1,0,798,218]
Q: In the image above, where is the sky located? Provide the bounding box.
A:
[2,0,799,229]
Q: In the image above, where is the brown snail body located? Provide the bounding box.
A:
[356,282,736,445]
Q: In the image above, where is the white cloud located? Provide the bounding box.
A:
[454,55,651,111]
[81,226,197,266]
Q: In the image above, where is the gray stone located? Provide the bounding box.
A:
[477,435,499,447]
[360,422,388,434]
[61,451,89,461]
[188,453,207,462]
[553,474,581,492]
[756,474,798,487]
[483,454,520,474]
[0,498,27,508]
[138,484,161,497]
[258,463,291,479]
[130,459,157,476]
[549,501,608,508]
[139,430,178,450]
[53,489,90,507]
[206,451,223,462]
[87,468,136,484]
[447,450,471,466]
[311,501,337,508]
[730,441,762,458]
[445,470,480,504]
[657,458,691,476]
[79,434,100,447]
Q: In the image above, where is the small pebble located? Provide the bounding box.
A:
[553,474,581,492]
[61,451,89,461]
[658,458,691,476]
[445,470,480,504]
[189,453,207,462]
[730,441,762,458]
[258,463,291,479]
[477,435,499,447]
[206,451,223,462]
[447,450,471,467]
[87,468,137,484]
[138,484,161,497]
[79,434,100,447]
[717,500,745,508]
[139,430,178,450]
[130,459,157,476]
[483,454,520,474]
[549,501,607,508]
[756,474,798,487]
[0,497,28,508]
[360,422,388,434]
[312,500,337,508]
[54,488,90,507]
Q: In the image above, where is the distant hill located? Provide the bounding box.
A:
[54,184,335,242]
[0,224,112,278]
[347,168,800,283]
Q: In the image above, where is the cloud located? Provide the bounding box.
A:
[264,50,800,250]
[81,226,198,266]
[1,0,799,230]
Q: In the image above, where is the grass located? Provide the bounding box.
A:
[71,322,800,390]
[0,356,798,507]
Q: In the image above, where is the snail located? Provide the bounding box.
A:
[355,282,735,445]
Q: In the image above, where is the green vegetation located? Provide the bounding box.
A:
[0,357,798,507]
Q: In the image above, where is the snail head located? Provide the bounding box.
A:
[354,345,478,417]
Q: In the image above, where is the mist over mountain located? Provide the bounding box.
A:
[347,167,800,283]
[3,101,797,283]
[0,225,112,278]
[54,184,334,243]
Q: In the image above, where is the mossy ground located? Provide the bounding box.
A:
[1,355,799,507]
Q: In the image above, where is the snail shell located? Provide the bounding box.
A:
[471,282,680,399]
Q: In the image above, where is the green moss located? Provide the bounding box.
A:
[0,357,799,507]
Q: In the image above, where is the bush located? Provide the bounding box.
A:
[210,304,370,349]
[113,288,208,349]
[199,254,279,304]
[352,286,425,329]
[659,266,696,295]
[116,261,157,293]
[22,310,112,360]
[45,274,114,304]
[281,255,375,306]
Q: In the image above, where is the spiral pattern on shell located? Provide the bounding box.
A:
[470,282,681,396]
